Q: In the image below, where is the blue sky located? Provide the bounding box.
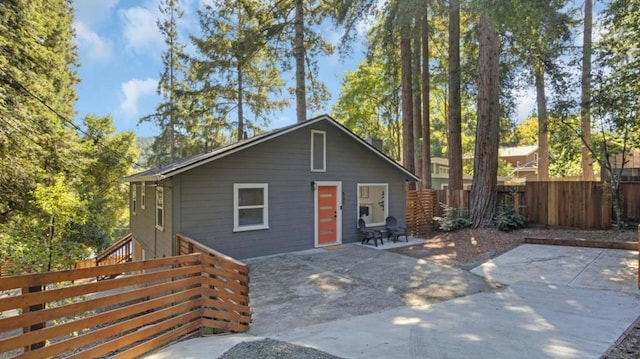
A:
[72,0,360,137]
[72,1,585,139]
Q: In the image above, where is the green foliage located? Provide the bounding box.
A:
[494,190,525,231]
[434,204,471,232]
[190,0,289,140]
[0,114,138,273]
[494,204,525,231]
[332,49,402,160]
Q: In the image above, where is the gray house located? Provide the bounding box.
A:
[123,115,419,260]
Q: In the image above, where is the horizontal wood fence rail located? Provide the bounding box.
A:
[0,241,251,359]
[176,234,251,333]
[406,190,437,236]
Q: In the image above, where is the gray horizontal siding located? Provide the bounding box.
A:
[130,181,173,259]
[174,119,411,259]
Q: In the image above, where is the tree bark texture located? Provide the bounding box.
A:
[400,25,415,183]
[470,14,500,228]
[421,11,432,189]
[294,0,306,123]
[581,0,594,180]
[535,63,549,181]
[237,68,244,140]
[447,0,463,192]
[413,13,422,177]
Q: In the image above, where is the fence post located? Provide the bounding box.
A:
[22,285,46,351]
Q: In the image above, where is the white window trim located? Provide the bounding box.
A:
[131,185,137,215]
[356,183,388,227]
[233,183,269,232]
[156,187,164,231]
[141,182,146,210]
[310,130,326,172]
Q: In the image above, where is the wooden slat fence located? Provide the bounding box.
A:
[620,182,640,221]
[406,189,437,236]
[0,234,250,358]
[525,181,611,229]
[410,181,640,230]
[176,234,250,333]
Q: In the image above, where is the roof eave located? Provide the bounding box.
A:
[120,174,167,183]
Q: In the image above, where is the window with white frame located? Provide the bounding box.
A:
[310,130,326,172]
[357,183,388,226]
[141,182,146,209]
[131,185,137,215]
[233,184,268,231]
[156,187,164,230]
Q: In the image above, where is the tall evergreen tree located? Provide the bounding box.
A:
[140,0,191,166]
[469,11,500,227]
[191,0,288,139]
[580,0,594,180]
[0,0,138,273]
[447,0,463,192]
[421,8,432,189]
[0,0,79,222]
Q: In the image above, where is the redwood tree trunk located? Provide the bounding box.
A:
[400,25,415,185]
[421,11,432,189]
[294,0,306,123]
[535,63,549,181]
[237,68,244,141]
[447,0,463,192]
[470,14,500,228]
[581,0,594,180]
[412,14,422,177]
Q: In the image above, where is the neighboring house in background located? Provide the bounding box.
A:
[608,149,640,181]
[430,157,473,189]
[122,115,419,260]
[499,145,539,180]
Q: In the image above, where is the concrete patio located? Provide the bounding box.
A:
[144,241,640,359]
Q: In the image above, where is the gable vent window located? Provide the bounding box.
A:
[131,185,137,215]
[234,184,269,232]
[141,182,146,210]
[156,187,164,231]
[311,130,326,172]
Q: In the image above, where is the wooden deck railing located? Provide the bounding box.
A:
[95,233,134,267]
[0,238,251,358]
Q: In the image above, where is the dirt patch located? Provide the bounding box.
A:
[390,226,639,359]
[390,227,637,270]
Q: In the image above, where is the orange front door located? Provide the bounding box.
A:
[317,185,338,245]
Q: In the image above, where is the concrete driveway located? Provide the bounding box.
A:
[144,241,640,359]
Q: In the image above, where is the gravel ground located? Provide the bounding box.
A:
[218,339,344,359]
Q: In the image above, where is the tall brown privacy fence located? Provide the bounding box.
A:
[523,181,611,228]
[0,234,250,359]
[408,181,640,230]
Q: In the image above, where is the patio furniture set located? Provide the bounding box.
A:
[358,216,407,247]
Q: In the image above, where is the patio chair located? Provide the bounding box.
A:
[385,216,408,243]
[358,218,383,247]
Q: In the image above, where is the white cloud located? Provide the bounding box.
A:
[74,0,119,26]
[74,21,113,63]
[120,2,164,56]
[515,88,537,123]
[120,78,158,117]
